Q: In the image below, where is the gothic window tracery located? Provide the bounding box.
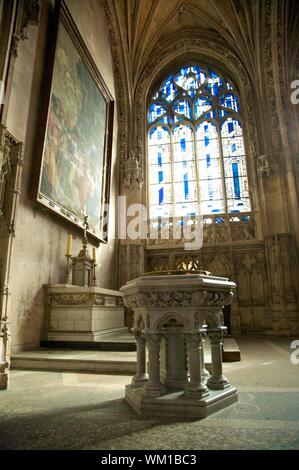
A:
[147,65,251,220]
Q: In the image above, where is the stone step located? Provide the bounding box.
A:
[10,349,136,375]
[41,329,240,359]
[43,327,136,351]
[223,337,241,362]
[10,336,240,375]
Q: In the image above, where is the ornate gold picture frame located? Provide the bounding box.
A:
[33,0,114,242]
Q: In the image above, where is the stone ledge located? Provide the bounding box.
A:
[125,384,238,418]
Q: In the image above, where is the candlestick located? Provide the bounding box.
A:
[65,254,72,284]
[92,261,97,286]
[66,233,72,256]
[92,247,96,262]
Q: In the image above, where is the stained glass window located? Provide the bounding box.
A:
[147,65,251,219]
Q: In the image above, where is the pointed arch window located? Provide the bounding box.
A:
[147,65,251,219]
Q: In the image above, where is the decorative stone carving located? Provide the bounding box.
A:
[119,244,145,286]
[0,127,23,390]
[124,288,233,309]
[265,234,299,332]
[122,150,143,190]
[121,273,237,417]
[257,154,279,176]
[45,285,125,343]
[206,256,231,278]
[49,293,91,306]
[10,0,40,57]
[147,213,257,247]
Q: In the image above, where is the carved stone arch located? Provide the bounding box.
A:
[206,255,231,278]
[238,252,262,275]
[134,34,262,222]
[154,312,191,331]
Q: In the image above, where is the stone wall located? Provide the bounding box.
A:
[144,235,299,336]
[1,0,118,352]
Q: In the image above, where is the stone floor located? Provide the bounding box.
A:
[0,336,299,450]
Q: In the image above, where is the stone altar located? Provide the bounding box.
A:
[120,272,238,418]
[45,284,125,342]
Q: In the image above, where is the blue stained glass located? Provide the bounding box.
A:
[220,93,240,113]
[149,103,168,124]
[228,122,234,133]
[184,173,189,199]
[174,99,192,118]
[158,152,162,166]
[219,109,230,118]
[194,97,212,118]
[148,64,250,218]
[159,188,164,204]
[232,163,241,199]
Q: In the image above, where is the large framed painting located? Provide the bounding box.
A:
[33,0,114,242]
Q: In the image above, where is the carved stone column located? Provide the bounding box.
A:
[184,331,209,399]
[144,332,165,397]
[0,362,8,390]
[0,128,23,390]
[0,317,8,390]
[207,328,229,390]
[200,332,210,380]
[131,330,148,387]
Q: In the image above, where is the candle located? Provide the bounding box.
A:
[92,247,96,262]
[66,233,72,256]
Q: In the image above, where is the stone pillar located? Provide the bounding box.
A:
[207,328,229,390]
[144,332,165,397]
[0,362,8,390]
[131,330,148,387]
[200,332,210,380]
[0,320,8,390]
[184,331,209,399]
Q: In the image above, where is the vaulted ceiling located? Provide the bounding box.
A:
[103,0,299,183]
[105,0,299,92]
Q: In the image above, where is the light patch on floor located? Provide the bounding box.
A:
[263,339,292,359]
